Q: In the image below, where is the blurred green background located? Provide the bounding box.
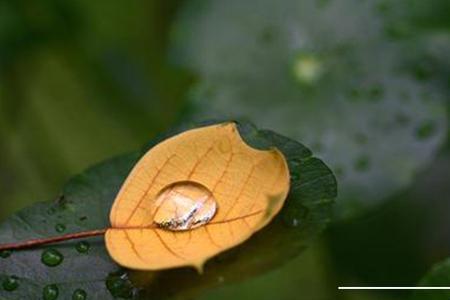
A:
[0,0,449,299]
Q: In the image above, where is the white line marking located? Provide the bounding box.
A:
[339,287,450,290]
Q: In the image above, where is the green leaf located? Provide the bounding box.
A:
[411,258,450,300]
[0,121,336,299]
[0,153,140,299]
[171,0,448,219]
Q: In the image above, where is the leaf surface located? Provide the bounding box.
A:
[106,122,290,271]
[0,121,336,299]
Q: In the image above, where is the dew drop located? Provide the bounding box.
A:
[354,155,370,172]
[0,250,11,258]
[41,249,64,267]
[292,52,324,85]
[43,284,59,300]
[415,121,436,140]
[283,205,308,228]
[2,276,19,291]
[76,241,90,254]
[153,181,218,231]
[72,288,87,300]
[106,271,134,299]
[55,224,66,233]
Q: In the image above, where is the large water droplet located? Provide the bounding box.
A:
[76,241,90,254]
[153,181,217,231]
[43,284,59,300]
[0,250,11,258]
[72,288,87,300]
[55,224,66,233]
[2,276,19,291]
[41,249,64,267]
[106,271,134,299]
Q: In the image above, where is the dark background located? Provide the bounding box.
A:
[0,0,449,299]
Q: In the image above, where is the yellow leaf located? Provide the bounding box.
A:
[105,122,290,271]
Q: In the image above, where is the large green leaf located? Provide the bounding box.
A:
[0,121,336,299]
[411,258,450,300]
[171,0,448,219]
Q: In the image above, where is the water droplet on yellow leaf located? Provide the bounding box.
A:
[105,122,290,271]
[153,181,217,231]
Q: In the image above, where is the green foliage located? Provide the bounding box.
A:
[171,0,448,219]
[0,122,336,299]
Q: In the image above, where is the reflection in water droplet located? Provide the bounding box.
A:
[416,121,436,140]
[43,284,59,300]
[153,181,218,231]
[2,276,19,291]
[106,271,135,299]
[292,53,324,85]
[41,249,64,267]
[76,241,90,254]
[354,155,370,172]
[72,289,87,300]
[0,250,11,258]
[55,224,66,233]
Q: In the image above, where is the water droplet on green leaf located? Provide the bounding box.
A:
[0,250,11,258]
[106,271,135,299]
[283,204,308,228]
[41,249,64,267]
[72,289,87,300]
[43,284,59,300]
[55,224,66,233]
[76,241,90,254]
[2,276,19,291]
